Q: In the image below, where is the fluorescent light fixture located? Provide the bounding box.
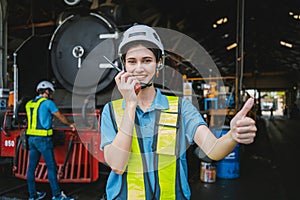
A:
[280,40,293,48]
[213,17,228,28]
[226,42,237,50]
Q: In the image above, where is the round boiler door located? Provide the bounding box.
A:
[49,13,118,95]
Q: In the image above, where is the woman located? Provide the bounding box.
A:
[100,24,256,200]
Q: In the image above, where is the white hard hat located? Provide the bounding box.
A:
[118,24,164,57]
[36,81,55,92]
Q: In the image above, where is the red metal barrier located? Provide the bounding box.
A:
[1,110,105,183]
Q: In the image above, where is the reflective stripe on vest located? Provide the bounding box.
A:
[25,97,53,136]
[111,96,179,199]
[112,99,145,199]
[157,96,178,200]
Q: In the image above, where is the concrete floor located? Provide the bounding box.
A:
[97,114,300,200]
[188,115,300,200]
[1,115,299,200]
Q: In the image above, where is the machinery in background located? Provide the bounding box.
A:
[0,3,185,183]
[0,6,120,183]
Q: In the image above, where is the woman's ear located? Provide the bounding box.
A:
[157,58,163,70]
[156,69,159,77]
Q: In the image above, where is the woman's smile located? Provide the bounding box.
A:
[125,45,157,84]
[133,74,147,81]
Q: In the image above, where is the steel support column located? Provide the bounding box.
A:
[235,0,245,110]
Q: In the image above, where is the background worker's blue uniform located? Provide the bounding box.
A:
[26,96,61,198]
[101,89,207,199]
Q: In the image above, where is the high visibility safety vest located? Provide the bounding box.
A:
[25,97,53,136]
[110,96,186,200]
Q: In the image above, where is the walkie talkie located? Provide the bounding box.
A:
[103,56,141,94]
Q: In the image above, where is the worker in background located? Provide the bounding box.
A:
[270,106,274,119]
[25,80,75,200]
[100,24,257,199]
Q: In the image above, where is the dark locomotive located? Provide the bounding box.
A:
[0,6,125,183]
[0,0,225,184]
[0,5,187,183]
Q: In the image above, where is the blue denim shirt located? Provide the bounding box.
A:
[100,88,207,199]
[34,96,58,130]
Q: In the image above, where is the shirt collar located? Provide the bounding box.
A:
[121,88,169,111]
[151,88,169,111]
[35,96,43,100]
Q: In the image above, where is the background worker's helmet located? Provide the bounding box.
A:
[118,24,165,68]
[36,81,55,92]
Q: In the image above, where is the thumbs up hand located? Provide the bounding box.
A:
[230,98,257,144]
